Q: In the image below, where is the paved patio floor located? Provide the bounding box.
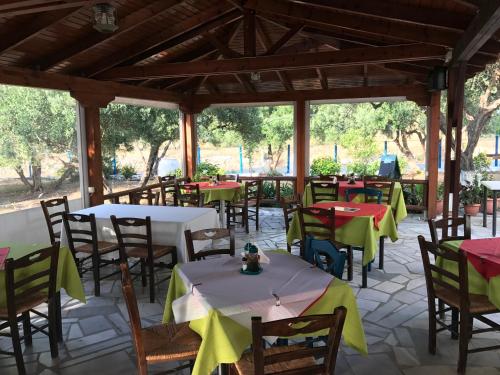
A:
[1,209,499,374]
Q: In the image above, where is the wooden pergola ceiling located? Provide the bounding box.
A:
[0,0,498,108]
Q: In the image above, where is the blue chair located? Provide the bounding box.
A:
[345,187,382,204]
[305,236,346,279]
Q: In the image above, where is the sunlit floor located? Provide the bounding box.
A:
[1,209,499,375]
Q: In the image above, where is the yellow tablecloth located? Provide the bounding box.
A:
[186,182,242,204]
[163,253,367,375]
[303,181,407,224]
[0,242,86,307]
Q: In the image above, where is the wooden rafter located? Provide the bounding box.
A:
[243,8,256,57]
[98,44,448,80]
[244,0,500,56]
[36,0,182,71]
[0,0,90,16]
[263,24,303,55]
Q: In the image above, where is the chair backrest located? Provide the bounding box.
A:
[63,213,98,258]
[280,194,301,233]
[185,227,235,261]
[363,175,390,182]
[298,206,336,244]
[345,187,382,204]
[319,174,347,181]
[363,180,394,205]
[417,235,469,310]
[243,180,262,204]
[111,216,152,261]
[308,237,346,279]
[119,261,147,371]
[5,244,59,319]
[175,177,191,184]
[218,174,239,182]
[310,181,339,203]
[428,215,471,245]
[251,307,347,375]
[175,182,205,207]
[158,176,177,206]
[40,196,70,244]
[130,191,160,206]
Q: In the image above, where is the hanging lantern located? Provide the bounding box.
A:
[93,3,118,33]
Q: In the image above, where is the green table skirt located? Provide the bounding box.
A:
[0,242,86,307]
[286,206,398,265]
[303,182,407,224]
[163,262,367,375]
[440,240,500,309]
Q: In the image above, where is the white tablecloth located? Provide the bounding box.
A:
[59,204,219,263]
[172,252,334,329]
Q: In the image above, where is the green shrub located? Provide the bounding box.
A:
[280,182,295,199]
[262,181,275,199]
[310,157,341,176]
[121,164,137,180]
[194,161,223,181]
[403,183,424,206]
[473,152,490,181]
[347,161,379,176]
[174,168,183,178]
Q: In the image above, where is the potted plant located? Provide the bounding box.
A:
[436,182,444,215]
[460,176,482,216]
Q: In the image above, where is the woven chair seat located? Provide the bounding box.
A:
[142,322,201,363]
[234,344,317,375]
[126,244,176,259]
[435,286,499,314]
[0,292,48,317]
[75,241,119,255]
[232,199,258,208]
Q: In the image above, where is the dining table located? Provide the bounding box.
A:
[302,180,407,224]
[60,204,219,263]
[163,250,367,375]
[184,181,242,225]
[440,238,500,309]
[286,201,398,287]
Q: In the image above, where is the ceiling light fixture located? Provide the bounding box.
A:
[250,72,261,82]
[93,3,118,34]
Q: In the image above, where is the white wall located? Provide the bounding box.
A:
[0,199,82,244]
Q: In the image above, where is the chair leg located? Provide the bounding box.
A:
[48,299,59,359]
[22,312,32,346]
[92,254,101,297]
[379,236,384,270]
[244,208,249,234]
[255,206,259,231]
[438,299,445,319]
[457,311,470,374]
[428,300,437,355]
[148,258,155,303]
[347,246,353,281]
[55,291,63,342]
[9,317,26,375]
[140,259,147,287]
[226,203,231,229]
[451,308,459,340]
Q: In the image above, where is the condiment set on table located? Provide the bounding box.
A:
[240,242,262,275]
[208,176,220,186]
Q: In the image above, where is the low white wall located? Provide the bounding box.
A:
[0,198,83,244]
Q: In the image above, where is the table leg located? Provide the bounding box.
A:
[362,265,368,288]
[493,191,497,237]
[483,186,487,227]
[220,200,225,227]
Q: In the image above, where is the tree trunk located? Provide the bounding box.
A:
[152,141,172,177]
[141,143,161,186]
[31,164,43,192]
[14,166,34,191]
[461,110,492,170]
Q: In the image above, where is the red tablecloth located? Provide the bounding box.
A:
[311,201,387,229]
[460,238,500,280]
[338,181,364,199]
[186,181,241,190]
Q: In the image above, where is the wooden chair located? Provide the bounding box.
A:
[232,307,347,375]
[417,236,500,374]
[345,187,382,204]
[363,180,395,205]
[130,191,160,205]
[218,174,239,181]
[185,227,235,261]
[111,216,177,303]
[297,206,353,281]
[363,175,391,182]
[310,180,339,204]
[63,213,120,296]
[158,176,177,206]
[280,195,302,253]
[228,180,262,234]
[319,174,347,181]
[119,261,201,375]
[0,244,60,375]
[428,215,471,245]
[40,196,69,245]
[308,237,347,279]
[174,182,205,207]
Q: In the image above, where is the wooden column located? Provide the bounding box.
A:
[71,92,114,207]
[442,63,467,233]
[294,99,309,194]
[181,112,197,178]
[426,92,441,219]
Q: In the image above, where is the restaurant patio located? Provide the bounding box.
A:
[0,0,499,374]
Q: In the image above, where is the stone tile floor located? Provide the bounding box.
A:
[1,209,499,374]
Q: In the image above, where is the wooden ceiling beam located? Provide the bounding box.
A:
[263,24,303,55]
[80,6,238,77]
[450,0,500,65]
[0,0,90,16]
[189,84,431,106]
[98,44,447,80]
[243,8,256,57]
[205,32,242,58]
[244,0,500,56]
[36,0,181,71]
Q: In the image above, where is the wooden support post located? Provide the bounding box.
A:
[426,92,441,219]
[181,112,197,178]
[72,92,114,207]
[442,63,467,235]
[294,99,309,194]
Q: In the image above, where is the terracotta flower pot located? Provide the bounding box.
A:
[436,200,443,215]
[464,204,481,216]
